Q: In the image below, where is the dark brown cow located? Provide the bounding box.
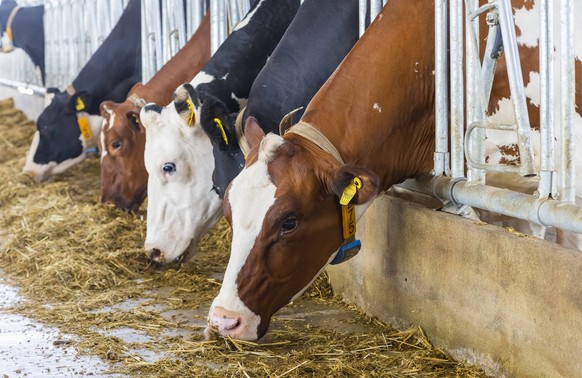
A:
[99,13,210,211]
[205,0,436,341]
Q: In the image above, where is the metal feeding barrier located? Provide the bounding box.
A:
[401,0,582,235]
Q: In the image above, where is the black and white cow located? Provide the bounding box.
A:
[139,0,301,265]
[201,0,360,198]
[23,0,141,182]
[0,0,45,84]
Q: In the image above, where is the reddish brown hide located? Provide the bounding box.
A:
[99,13,211,211]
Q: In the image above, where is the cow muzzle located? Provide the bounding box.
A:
[205,306,259,341]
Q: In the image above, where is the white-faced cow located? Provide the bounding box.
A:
[99,13,211,212]
[139,0,301,265]
[22,0,141,182]
[0,0,45,84]
[206,0,582,341]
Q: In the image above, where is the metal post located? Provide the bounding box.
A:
[497,0,536,177]
[370,0,383,22]
[559,0,575,203]
[450,0,464,178]
[465,0,485,184]
[537,0,556,199]
[433,0,449,176]
[358,0,367,37]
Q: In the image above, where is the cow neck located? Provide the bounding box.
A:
[71,0,141,114]
[286,121,361,265]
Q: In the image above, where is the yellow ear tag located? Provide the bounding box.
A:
[186,98,194,127]
[339,177,363,206]
[75,97,85,112]
[214,117,229,145]
[77,117,93,142]
[341,203,357,239]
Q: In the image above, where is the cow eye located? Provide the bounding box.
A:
[162,162,176,175]
[281,215,298,234]
[111,140,122,150]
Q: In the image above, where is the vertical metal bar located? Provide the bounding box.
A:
[497,0,536,177]
[433,0,449,176]
[559,0,575,203]
[370,0,383,22]
[210,0,220,53]
[537,0,555,198]
[450,0,464,178]
[359,0,367,37]
[218,0,227,43]
[465,0,485,183]
[480,20,500,107]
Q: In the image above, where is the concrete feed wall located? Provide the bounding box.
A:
[327,195,582,377]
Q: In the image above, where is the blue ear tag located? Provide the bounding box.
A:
[330,239,362,265]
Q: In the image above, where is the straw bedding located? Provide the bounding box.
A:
[0,98,489,377]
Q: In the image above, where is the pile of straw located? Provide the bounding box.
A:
[0,98,489,377]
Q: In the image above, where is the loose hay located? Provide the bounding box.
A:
[0,99,490,377]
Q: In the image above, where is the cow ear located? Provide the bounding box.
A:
[69,91,91,113]
[139,103,163,130]
[244,116,265,150]
[126,111,142,132]
[329,165,379,205]
[99,100,114,117]
[200,97,236,150]
[173,83,200,127]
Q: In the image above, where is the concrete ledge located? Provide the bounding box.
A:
[327,195,582,377]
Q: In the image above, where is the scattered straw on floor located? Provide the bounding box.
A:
[0,99,490,377]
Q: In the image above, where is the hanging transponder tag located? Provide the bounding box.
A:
[339,177,363,206]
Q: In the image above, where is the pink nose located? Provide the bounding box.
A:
[207,306,242,336]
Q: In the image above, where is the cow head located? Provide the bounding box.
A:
[99,99,147,212]
[139,83,223,265]
[199,97,245,199]
[206,120,379,340]
[23,88,96,182]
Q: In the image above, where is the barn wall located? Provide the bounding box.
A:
[327,195,582,377]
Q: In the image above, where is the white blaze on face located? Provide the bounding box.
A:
[141,102,223,263]
[209,133,284,339]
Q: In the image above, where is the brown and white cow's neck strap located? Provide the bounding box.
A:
[127,93,147,108]
[285,121,345,165]
[235,106,252,157]
[285,121,361,265]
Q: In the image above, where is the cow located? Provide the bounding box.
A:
[139,0,300,264]
[99,12,211,212]
[0,0,45,84]
[205,0,582,341]
[201,0,360,200]
[22,0,141,183]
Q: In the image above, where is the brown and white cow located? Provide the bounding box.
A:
[99,13,210,211]
[206,0,582,340]
[206,0,436,341]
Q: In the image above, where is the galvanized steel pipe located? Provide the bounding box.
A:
[559,0,575,203]
[537,0,555,199]
[433,0,449,176]
[497,0,536,177]
[400,175,582,234]
[449,0,464,178]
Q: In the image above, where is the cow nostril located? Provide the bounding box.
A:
[150,248,162,261]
